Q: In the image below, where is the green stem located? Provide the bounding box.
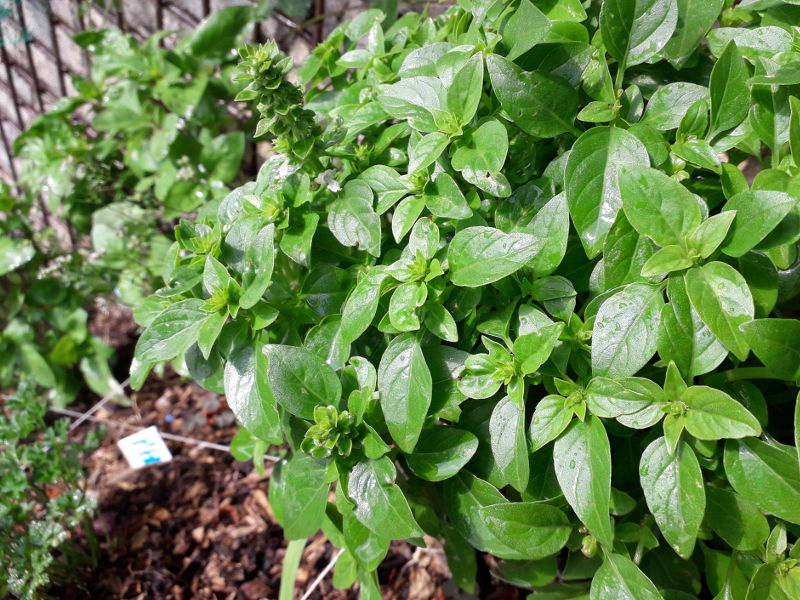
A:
[279,538,307,600]
[82,513,100,564]
[614,59,627,96]
[634,514,655,565]
[566,123,584,138]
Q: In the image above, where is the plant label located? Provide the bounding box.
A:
[117,426,173,469]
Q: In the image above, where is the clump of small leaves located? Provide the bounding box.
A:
[235,41,320,159]
[133,2,800,598]
[0,385,101,599]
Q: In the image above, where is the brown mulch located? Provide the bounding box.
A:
[59,371,459,599]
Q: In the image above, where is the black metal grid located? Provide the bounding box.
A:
[0,0,334,183]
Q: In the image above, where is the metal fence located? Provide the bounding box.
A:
[0,0,351,183]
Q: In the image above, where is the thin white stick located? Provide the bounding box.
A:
[50,406,281,460]
[300,547,345,600]
[69,376,130,431]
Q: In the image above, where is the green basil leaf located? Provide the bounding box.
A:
[263,344,342,419]
[447,52,484,125]
[687,212,737,259]
[480,502,572,560]
[340,269,388,345]
[553,416,614,547]
[442,471,526,559]
[502,0,551,60]
[709,42,751,138]
[281,453,330,539]
[744,563,796,600]
[586,376,665,429]
[187,5,254,58]
[640,437,705,559]
[527,193,570,276]
[490,396,530,492]
[347,457,424,539]
[642,83,709,131]
[134,298,209,364]
[451,119,508,174]
[360,165,411,214]
[705,486,769,551]
[750,84,792,155]
[280,212,319,267]
[658,274,727,380]
[721,191,796,257]
[377,76,445,132]
[724,438,800,525]
[328,180,382,257]
[565,127,650,258]
[404,427,478,481]
[619,164,703,248]
[602,212,656,288]
[578,101,616,124]
[682,385,761,440]
[388,282,425,332]
[423,172,472,219]
[671,139,721,173]
[448,226,540,287]
[377,332,432,452]
[458,353,503,399]
[707,26,794,62]
[0,237,34,276]
[239,224,275,309]
[408,131,449,173]
[662,0,725,67]
[486,53,579,139]
[423,302,459,343]
[599,0,678,68]
[391,194,426,242]
[739,319,800,381]
[750,62,800,87]
[685,263,754,361]
[197,310,227,359]
[530,395,573,452]
[590,553,664,600]
[513,322,564,375]
[223,343,282,444]
[592,283,664,378]
[640,245,693,277]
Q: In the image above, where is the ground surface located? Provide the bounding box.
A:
[60,368,500,599]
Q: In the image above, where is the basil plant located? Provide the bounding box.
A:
[133,1,800,598]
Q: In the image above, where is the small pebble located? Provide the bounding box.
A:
[214,411,235,428]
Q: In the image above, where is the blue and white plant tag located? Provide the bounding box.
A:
[117,426,173,469]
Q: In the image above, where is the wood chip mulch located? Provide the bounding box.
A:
[57,371,458,600]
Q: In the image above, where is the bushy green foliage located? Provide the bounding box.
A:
[126,0,800,597]
[1,8,260,405]
[0,385,101,600]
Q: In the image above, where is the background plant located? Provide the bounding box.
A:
[0,5,265,406]
[132,0,800,598]
[0,384,101,600]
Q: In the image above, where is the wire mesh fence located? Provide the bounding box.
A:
[0,0,354,183]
